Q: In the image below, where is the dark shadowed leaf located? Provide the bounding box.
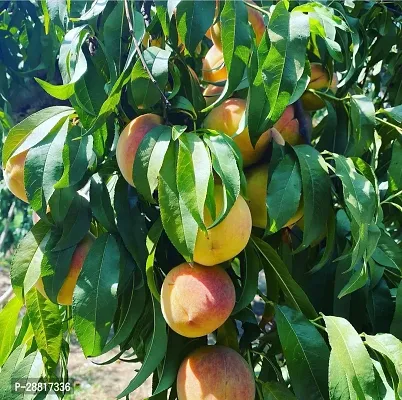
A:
[276,305,329,400]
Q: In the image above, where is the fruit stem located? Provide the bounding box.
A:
[124,0,171,109]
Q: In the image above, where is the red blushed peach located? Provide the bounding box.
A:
[203,98,271,167]
[3,150,29,203]
[116,114,163,187]
[301,63,338,111]
[161,263,235,338]
[36,233,95,305]
[194,184,252,266]
[273,105,304,146]
[177,345,256,400]
[202,45,227,84]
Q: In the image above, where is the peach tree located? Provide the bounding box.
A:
[1,0,402,399]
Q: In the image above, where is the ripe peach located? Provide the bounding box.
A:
[177,345,255,400]
[116,114,163,187]
[202,45,227,84]
[161,263,235,337]
[273,105,303,146]
[36,233,95,305]
[203,84,224,106]
[203,98,271,167]
[3,150,29,203]
[211,0,265,49]
[301,63,338,111]
[245,163,303,229]
[194,184,252,266]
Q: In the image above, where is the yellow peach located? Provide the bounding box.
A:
[202,45,227,84]
[194,184,252,266]
[3,150,29,203]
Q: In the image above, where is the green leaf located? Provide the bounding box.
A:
[130,47,171,109]
[232,243,261,314]
[177,133,210,231]
[11,351,43,400]
[134,125,172,203]
[252,236,317,319]
[24,118,69,212]
[102,2,131,82]
[102,270,146,354]
[36,26,90,100]
[55,125,93,188]
[262,381,297,400]
[117,297,168,398]
[158,141,197,259]
[203,0,251,111]
[0,344,27,400]
[364,333,402,397]
[48,188,76,225]
[73,234,120,357]
[46,0,68,26]
[114,177,148,269]
[90,173,117,232]
[52,194,91,251]
[380,105,402,124]
[323,315,378,399]
[25,288,62,368]
[387,140,402,195]
[293,145,331,249]
[334,155,376,225]
[146,218,164,301]
[309,207,336,274]
[79,0,108,21]
[2,106,74,166]
[204,133,240,228]
[338,261,368,298]
[259,7,310,138]
[0,297,23,367]
[275,305,330,400]
[267,154,302,233]
[10,220,51,300]
[40,240,76,304]
[176,0,215,55]
[391,282,402,340]
[152,333,202,396]
[348,95,375,157]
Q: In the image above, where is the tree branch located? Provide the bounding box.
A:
[0,201,16,252]
[0,287,13,306]
[124,0,170,108]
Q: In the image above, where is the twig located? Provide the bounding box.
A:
[0,286,14,306]
[0,201,16,252]
[124,0,170,108]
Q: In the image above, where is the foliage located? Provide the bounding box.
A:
[0,0,402,399]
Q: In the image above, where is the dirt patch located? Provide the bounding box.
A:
[67,342,151,400]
